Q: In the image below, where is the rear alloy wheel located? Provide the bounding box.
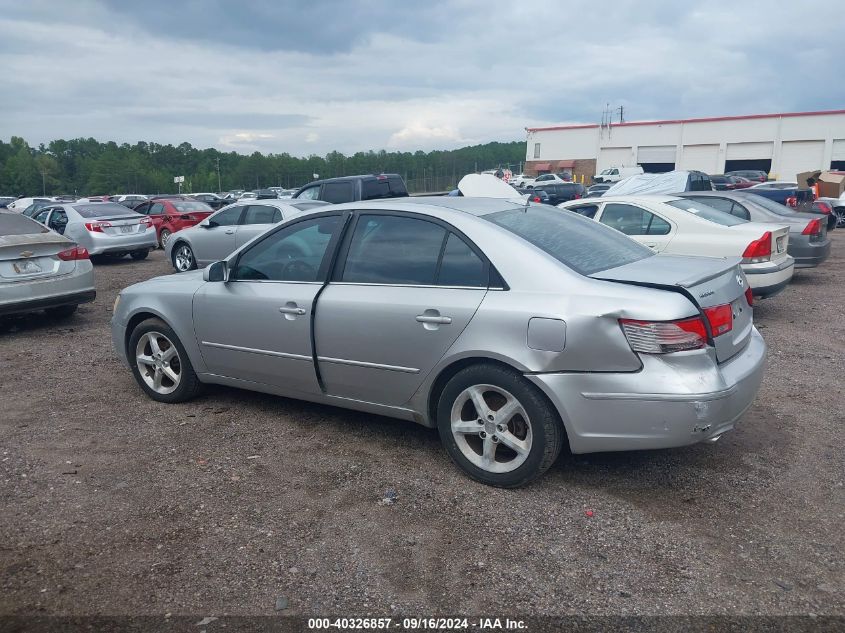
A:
[159,228,172,248]
[437,364,564,487]
[129,318,202,403]
[130,250,148,260]
[835,207,845,229]
[172,243,196,272]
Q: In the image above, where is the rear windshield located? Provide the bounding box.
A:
[665,199,746,226]
[0,212,50,235]
[362,177,409,200]
[171,200,212,212]
[485,205,653,275]
[738,193,797,216]
[72,203,139,218]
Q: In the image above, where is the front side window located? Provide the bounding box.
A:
[209,206,244,227]
[342,215,446,285]
[296,185,320,200]
[242,205,282,225]
[486,206,652,276]
[231,216,341,282]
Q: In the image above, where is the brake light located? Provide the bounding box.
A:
[802,218,821,235]
[741,231,772,263]
[785,196,797,208]
[703,304,733,336]
[745,286,754,307]
[813,201,832,215]
[57,246,90,261]
[619,317,707,353]
[84,221,112,232]
[532,196,541,202]
[573,193,582,199]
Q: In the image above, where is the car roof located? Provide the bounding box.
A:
[325,196,529,218]
[572,194,682,205]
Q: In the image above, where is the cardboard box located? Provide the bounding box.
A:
[817,171,845,198]
[796,170,821,190]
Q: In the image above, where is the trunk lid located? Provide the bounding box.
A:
[729,222,790,263]
[591,254,753,363]
[0,232,77,281]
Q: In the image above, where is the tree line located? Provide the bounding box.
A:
[0,136,528,196]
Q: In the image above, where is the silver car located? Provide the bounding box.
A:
[0,212,95,318]
[33,202,157,259]
[164,199,327,272]
[677,191,831,268]
[112,198,766,487]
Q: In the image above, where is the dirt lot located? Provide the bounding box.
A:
[1,237,843,620]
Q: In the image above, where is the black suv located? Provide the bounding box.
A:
[532,182,586,205]
[293,174,409,204]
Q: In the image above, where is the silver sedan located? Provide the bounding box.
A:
[33,202,157,259]
[112,197,766,487]
[164,199,328,272]
[1,212,95,318]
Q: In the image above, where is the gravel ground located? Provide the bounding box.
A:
[1,237,843,619]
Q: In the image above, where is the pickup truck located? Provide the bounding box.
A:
[293,174,409,203]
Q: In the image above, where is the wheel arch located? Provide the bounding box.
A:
[425,356,570,451]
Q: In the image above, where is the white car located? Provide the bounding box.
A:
[6,197,52,212]
[530,173,572,188]
[509,174,535,188]
[113,194,149,205]
[593,166,644,184]
[559,195,795,298]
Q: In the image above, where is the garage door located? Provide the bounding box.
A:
[726,142,773,161]
[778,140,825,181]
[597,147,633,171]
[637,145,676,163]
[831,139,845,162]
[679,144,719,173]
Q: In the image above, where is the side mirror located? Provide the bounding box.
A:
[199,219,213,228]
[203,260,228,282]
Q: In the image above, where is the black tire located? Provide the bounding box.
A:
[45,304,78,319]
[127,317,204,403]
[159,228,172,248]
[130,250,149,260]
[834,208,845,229]
[436,363,564,488]
[171,242,197,272]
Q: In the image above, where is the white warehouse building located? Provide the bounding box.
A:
[524,109,845,182]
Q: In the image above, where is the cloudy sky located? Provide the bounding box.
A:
[1,1,843,156]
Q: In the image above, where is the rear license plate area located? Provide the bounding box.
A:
[776,236,785,252]
[120,225,134,234]
[13,259,42,274]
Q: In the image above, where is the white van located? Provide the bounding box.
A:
[593,166,644,183]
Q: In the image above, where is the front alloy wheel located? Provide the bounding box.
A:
[172,243,195,272]
[135,331,181,395]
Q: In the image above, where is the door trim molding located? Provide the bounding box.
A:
[317,355,420,374]
[201,341,312,362]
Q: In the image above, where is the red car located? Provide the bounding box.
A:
[132,197,214,247]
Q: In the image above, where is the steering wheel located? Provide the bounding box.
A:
[281,260,316,281]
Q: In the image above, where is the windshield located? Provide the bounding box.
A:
[737,193,797,216]
[665,199,747,226]
[486,205,653,276]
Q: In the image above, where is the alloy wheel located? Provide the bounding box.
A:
[450,384,533,473]
[160,229,172,247]
[174,244,193,271]
[135,331,181,395]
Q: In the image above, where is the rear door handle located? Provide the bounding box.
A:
[416,315,452,325]
[225,229,235,235]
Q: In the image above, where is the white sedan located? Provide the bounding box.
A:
[559,195,795,298]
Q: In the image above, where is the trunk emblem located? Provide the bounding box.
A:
[20,251,34,258]
[736,274,744,287]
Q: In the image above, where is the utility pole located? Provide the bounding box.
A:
[215,157,222,192]
[40,170,47,196]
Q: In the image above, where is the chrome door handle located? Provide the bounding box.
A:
[225,229,235,234]
[416,315,452,325]
[279,306,306,315]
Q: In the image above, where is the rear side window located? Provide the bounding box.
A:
[600,203,670,236]
[568,204,599,218]
[438,233,487,287]
[361,177,408,200]
[486,206,652,276]
[322,182,354,204]
[342,215,446,285]
[242,205,282,225]
[209,206,244,226]
[0,212,49,235]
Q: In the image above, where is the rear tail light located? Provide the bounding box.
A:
[785,196,797,208]
[802,218,822,235]
[573,193,582,199]
[532,196,541,202]
[57,246,90,261]
[813,201,832,215]
[703,304,733,336]
[139,217,153,227]
[619,317,707,353]
[742,231,772,263]
[84,221,112,232]
[745,286,754,307]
